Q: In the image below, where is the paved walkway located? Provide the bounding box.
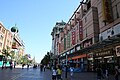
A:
[62,72,96,80]
[61,71,120,80]
[1,66,120,80]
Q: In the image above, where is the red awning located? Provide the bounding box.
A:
[68,54,87,60]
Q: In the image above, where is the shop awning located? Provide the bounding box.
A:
[68,54,87,60]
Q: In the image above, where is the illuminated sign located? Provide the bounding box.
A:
[94,49,113,57]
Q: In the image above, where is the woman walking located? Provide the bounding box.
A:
[57,65,62,80]
[52,66,57,80]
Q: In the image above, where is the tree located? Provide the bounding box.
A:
[10,50,15,60]
[21,54,28,64]
[2,47,11,58]
[20,54,32,64]
[41,52,50,65]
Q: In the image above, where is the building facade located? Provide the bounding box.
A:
[0,22,25,66]
[51,21,66,65]
[0,23,7,55]
[51,0,120,72]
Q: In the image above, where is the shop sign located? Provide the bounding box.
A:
[99,23,120,41]
[116,46,120,56]
[99,28,114,41]
[71,29,76,45]
[79,21,83,40]
[95,50,112,57]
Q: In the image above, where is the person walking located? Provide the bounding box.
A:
[70,67,74,77]
[22,64,25,69]
[96,66,102,80]
[14,61,16,68]
[2,56,7,69]
[52,66,57,80]
[101,67,109,80]
[27,64,29,69]
[105,68,109,79]
[40,64,43,72]
[9,60,13,69]
[114,66,119,80]
[43,65,46,72]
[57,66,62,80]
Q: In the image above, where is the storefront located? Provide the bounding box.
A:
[93,48,116,73]
[67,54,87,72]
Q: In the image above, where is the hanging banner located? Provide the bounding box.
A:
[71,29,76,45]
[67,32,71,48]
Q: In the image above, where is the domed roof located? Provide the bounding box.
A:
[11,26,19,33]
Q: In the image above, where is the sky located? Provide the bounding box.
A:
[0,0,80,63]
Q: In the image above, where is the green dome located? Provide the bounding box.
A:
[11,27,19,33]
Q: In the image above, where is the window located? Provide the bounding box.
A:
[10,42,12,45]
[7,40,9,45]
[85,17,87,23]
[87,0,91,10]
[0,34,3,41]
[112,2,120,20]
[0,42,2,47]
[0,26,1,31]
[113,6,117,20]
[116,5,119,18]
[117,3,120,18]
[2,28,5,34]
[86,29,87,37]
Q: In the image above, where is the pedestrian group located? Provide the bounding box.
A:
[52,65,62,80]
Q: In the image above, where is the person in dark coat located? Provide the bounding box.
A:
[40,64,43,72]
[114,66,119,80]
[96,66,102,80]
[9,60,13,69]
[2,56,7,69]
